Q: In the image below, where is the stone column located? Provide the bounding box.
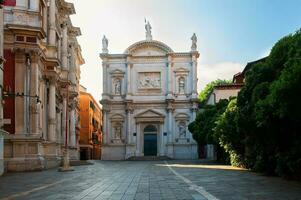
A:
[102,110,107,145]
[102,63,108,96]
[48,79,56,142]
[30,55,40,135]
[48,0,56,46]
[0,7,3,129]
[136,123,140,156]
[56,109,61,144]
[126,111,131,144]
[42,3,47,35]
[160,123,164,156]
[62,23,68,69]
[126,61,132,98]
[69,45,76,84]
[62,96,67,145]
[69,103,76,147]
[167,55,173,98]
[167,101,173,143]
[192,56,198,95]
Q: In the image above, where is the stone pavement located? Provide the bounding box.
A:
[0,160,301,200]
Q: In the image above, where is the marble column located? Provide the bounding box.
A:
[168,110,173,143]
[126,62,132,97]
[102,110,107,145]
[30,56,39,134]
[0,7,3,129]
[62,24,68,69]
[69,104,76,147]
[126,110,131,144]
[42,3,47,34]
[102,63,108,96]
[136,123,141,155]
[48,0,56,46]
[167,55,173,97]
[56,109,61,143]
[192,57,198,95]
[48,79,56,142]
[62,96,67,145]
[69,46,76,84]
[160,123,164,156]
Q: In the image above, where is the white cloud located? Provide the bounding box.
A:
[197,61,245,91]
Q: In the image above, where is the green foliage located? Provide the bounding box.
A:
[188,99,229,161]
[235,29,301,178]
[190,28,301,179]
[198,79,231,107]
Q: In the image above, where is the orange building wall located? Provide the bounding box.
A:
[79,91,102,160]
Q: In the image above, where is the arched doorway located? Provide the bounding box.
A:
[143,125,157,156]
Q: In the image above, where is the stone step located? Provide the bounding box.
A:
[69,160,94,166]
[126,156,171,161]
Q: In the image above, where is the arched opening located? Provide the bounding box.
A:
[143,125,157,156]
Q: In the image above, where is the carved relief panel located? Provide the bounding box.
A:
[138,72,161,89]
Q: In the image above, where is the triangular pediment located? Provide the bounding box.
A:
[135,109,164,118]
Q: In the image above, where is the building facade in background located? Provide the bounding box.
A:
[2,0,84,172]
[100,22,199,160]
[79,85,102,160]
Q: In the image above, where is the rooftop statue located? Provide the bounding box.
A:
[102,35,108,53]
[145,19,152,40]
[191,33,197,51]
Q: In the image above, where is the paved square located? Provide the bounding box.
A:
[0,160,301,200]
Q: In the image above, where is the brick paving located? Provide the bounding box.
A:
[0,160,300,200]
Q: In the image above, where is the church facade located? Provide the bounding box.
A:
[100,22,199,160]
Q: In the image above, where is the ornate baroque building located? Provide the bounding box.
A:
[100,22,199,160]
[2,0,84,171]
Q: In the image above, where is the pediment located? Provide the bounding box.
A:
[124,40,173,56]
[110,69,125,75]
[110,114,124,122]
[135,109,165,118]
[174,67,189,73]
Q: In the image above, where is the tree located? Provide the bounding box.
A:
[199,79,231,107]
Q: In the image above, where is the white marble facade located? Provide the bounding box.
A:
[100,22,199,160]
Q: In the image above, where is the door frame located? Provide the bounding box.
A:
[142,123,159,156]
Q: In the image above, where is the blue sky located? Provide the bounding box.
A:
[68,0,301,102]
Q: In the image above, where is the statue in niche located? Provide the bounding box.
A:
[114,79,121,95]
[179,77,185,94]
[102,35,108,53]
[114,124,122,139]
[191,33,197,51]
[178,122,186,138]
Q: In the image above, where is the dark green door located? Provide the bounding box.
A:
[144,134,157,156]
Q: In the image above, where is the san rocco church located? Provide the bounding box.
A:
[100,21,199,160]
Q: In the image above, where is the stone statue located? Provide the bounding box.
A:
[114,125,122,139]
[179,122,186,138]
[102,35,108,53]
[179,77,185,94]
[191,33,197,51]
[114,79,121,95]
[145,19,152,40]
